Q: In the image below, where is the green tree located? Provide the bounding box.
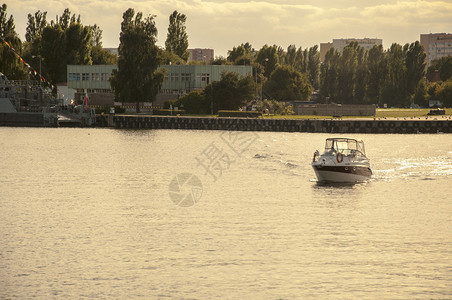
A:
[211,56,229,65]
[336,42,360,104]
[320,48,339,102]
[23,10,47,68]
[25,10,47,43]
[111,8,165,112]
[405,41,426,102]
[88,24,117,65]
[413,77,428,105]
[428,56,452,81]
[435,79,452,106]
[205,71,255,112]
[284,45,297,67]
[381,43,408,106]
[366,45,386,105]
[91,46,118,65]
[256,44,279,78]
[65,21,92,65]
[264,65,312,101]
[307,45,320,89]
[354,46,367,103]
[227,42,254,65]
[38,9,93,83]
[165,10,189,62]
[0,4,26,79]
[40,24,66,82]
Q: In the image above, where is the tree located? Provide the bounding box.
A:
[227,42,254,64]
[285,45,297,67]
[336,42,359,104]
[88,24,118,65]
[90,24,102,47]
[0,4,26,79]
[205,71,255,112]
[307,45,320,89]
[91,46,118,65]
[354,46,367,103]
[256,44,279,78]
[405,41,426,101]
[65,21,92,65]
[40,24,66,82]
[111,8,165,112]
[413,77,428,105]
[366,45,387,105]
[265,65,312,101]
[381,43,408,106]
[37,9,93,83]
[435,79,452,106]
[428,56,452,81]
[320,48,339,102]
[165,10,189,62]
[25,10,47,43]
[211,56,229,65]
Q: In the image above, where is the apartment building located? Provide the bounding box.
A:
[320,38,383,61]
[420,33,452,67]
[188,48,214,62]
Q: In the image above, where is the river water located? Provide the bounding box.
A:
[1,128,451,299]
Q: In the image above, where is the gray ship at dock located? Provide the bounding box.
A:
[0,72,95,127]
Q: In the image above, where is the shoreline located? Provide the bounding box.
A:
[95,114,452,134]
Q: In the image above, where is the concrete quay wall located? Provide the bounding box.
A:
[96,115,452,134]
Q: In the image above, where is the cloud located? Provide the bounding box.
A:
[361,0,452,20]
[5,0,452,56]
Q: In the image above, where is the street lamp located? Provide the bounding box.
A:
[32,55,42,88]
[210,64,214,115]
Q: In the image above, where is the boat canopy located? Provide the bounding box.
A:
[325,138,366,155]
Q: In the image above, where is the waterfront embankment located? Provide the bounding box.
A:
[96,114,452,134]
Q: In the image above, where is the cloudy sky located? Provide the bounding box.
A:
[5,0,452,57]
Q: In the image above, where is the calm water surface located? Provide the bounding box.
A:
[0,128,451,299]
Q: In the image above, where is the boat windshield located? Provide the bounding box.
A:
[324,138,366,156]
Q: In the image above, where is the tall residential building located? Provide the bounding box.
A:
[319,43,332,62]
[320,38,382,62]
[188,48,214,62]
[420,33,452,68]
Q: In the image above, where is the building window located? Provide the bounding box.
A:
[197,73,210,83]
[91,73,100,81]
[181,73,192,82]
[81,73,89,81]
[170,73,179,82]
[101,73,110,81]
[68,73,81,81]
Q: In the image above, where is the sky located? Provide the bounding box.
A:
[5,0,452,57]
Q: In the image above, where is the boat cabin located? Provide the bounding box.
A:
[324,138,366,157]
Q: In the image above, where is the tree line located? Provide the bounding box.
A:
[1,3,451,110]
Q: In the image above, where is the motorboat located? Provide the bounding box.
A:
[312,138,372,183]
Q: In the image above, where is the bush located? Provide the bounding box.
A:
[218,110,262,118]
[178,91,210,114]
[153,109,185,116]
[255,99,294,115]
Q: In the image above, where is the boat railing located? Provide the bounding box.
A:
[323,148,366,158]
